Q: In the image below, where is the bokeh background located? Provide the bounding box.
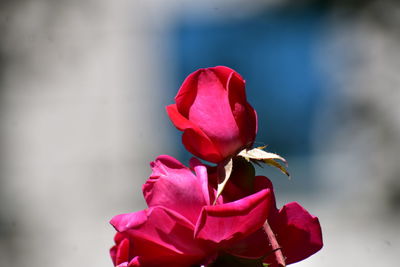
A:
[1,0,399,266]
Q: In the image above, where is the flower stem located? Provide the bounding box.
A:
[263,220,286,267]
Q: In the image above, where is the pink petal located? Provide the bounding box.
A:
[144,155,208,224]
[114,238,130,266]
[210,66,237,88]
[111,207,209,266]
[127,257,140,266]
[187,68,242,158]
[189,157,211,205]
[194,188,272,246]
[111,233,135,266]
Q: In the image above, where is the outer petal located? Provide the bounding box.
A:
[227,71,257,147]
[110,239,129,265]
[210,66,237,88]
[220,176,278,260]
[189,157,211,205]
[226,202,323,266]
[111,206,209,266]
[166,104,223,163]
[110,235,131,266]
[268,202,323,265]
[175,70,199,117]
[228,201,323,266]
[194,188,272,247]
[144,155,208,224]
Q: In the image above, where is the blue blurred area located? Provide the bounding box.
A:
[171,6,327,157]
[168,5,329,190]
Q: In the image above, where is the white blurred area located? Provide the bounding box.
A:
[0,1,399,267]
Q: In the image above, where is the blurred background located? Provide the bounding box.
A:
[0,0,399,266]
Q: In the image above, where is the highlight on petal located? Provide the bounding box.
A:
[194,188,272,246]
[144,155,209,223]
[189,157,211,205]
[127,257,140,266]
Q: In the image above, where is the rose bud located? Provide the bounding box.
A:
[166,66,257,163]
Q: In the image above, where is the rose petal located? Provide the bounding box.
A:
[114,238,130,266]
[127,257,140,266]
[166,104,223,162]
[175,71,199,117]
[210,66,237,88]
[189,157,211,205]
[268,202,323,265]
[111,206,208,266]
[144,155,208,223]
[187,68,242,158]
[194,188,272,246]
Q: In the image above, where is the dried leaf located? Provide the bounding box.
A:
[213,158,233,205]
[238,147,290,178]
[263,159,290,177]
[238,147,287,165]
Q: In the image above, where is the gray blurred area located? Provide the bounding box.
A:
[0,0,399,267]
[0,1,172,266]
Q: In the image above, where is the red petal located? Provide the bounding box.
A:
[111,207,209,266]
[166,104,223,163]
[175,71,200,117]
[194,188,272,246]
[144,155,209,223]
[187,69,242,157]
[227,71,257,147]
[210,66,237,88]
[268,202,323,265]
[115,238,130,266]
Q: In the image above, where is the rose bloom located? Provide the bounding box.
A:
[110,156,322,267]
[110,155,272,266]
[166,66,257,163]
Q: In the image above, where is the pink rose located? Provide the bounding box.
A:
[110,155,272,267]
[166,66,257,163]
